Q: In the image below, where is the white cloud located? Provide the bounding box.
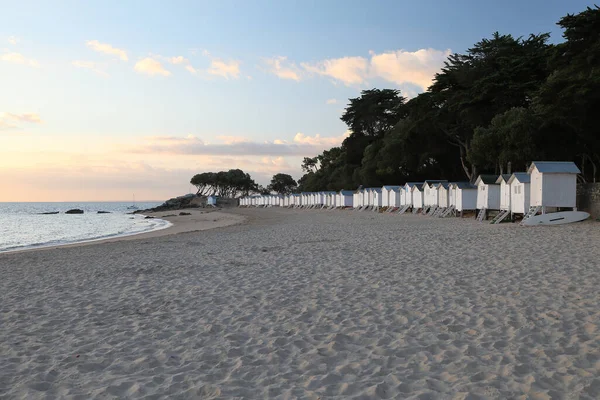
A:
[298,48,450,91]
[134,58,171,77]
[7,36,18,45]
[326,98,337,105]
[0,52,40,68]
[302,56,368,85]
[262,56,301,81]
[292,131,350,147]
[369,48,451,89]
[168,56,188,65]
[165,55,197,75]
[85,40,128,61]
[132,131,348,156]
[0,112,42,131]
[207,58,240,79]
[185,65,197,75]
[72,60,109,77]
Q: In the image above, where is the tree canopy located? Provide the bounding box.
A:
[297,6,600,191]
[190,169,258,197]
[267,173,298,195]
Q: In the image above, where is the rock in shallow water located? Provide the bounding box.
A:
[65,209,84,214]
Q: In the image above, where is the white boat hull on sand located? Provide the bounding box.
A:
[522,211,590,226]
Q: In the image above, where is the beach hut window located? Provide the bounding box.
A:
[481,186,486,191]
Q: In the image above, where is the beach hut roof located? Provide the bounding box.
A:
[404,182,424,189]
[390,187,401,192]
[382,185,401,190]
[508,172,530,184]
[527,161,581,174]
[495,174,513,184]
[371,188,382,193]
[439,182,450,189]
[424,180,448,185]
[355,188,364,193]
[412,184,424,191]
[453,182,476,189]
[475,174,499,185]
[339,190,354,195]
[322,191,337,194]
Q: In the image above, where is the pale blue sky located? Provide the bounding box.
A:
[0,0,594,200]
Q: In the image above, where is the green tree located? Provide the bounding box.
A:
[429,32,551,181]
[533,6,600,181]
[267,173,298,194]
[190,169,257,197]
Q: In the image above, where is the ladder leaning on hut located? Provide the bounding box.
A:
[520,206,542,226]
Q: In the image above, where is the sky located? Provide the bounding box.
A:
[0,0,594,201]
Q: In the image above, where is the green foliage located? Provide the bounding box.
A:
[295,5,599,188]
[267,173,298,195]
[190,169,257,197]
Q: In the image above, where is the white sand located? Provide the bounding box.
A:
[1,207,600,399]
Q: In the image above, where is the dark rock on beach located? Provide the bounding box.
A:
[134,194,230,214]
[65,209,84,214]
[179,212,192,216]
[144,216,155,219]
[39,211,59,215]
[161,214,177,217]
[97,211,111,214]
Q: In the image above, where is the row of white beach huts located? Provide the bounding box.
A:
[239,162,582,224]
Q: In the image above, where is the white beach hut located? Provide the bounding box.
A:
[308,192,316,208]
[301,192,309,208]
[381,185,401,208]
[399,183,421,213]
[371,188,383,210]
[423,183,435,209]
[388,187,401,210]
[527,161,580,214]
[437,182,450,209]
[451,182,477,215]
[475,175,501,221]
[411,184,424,213]
[353,189,362,210]
[363,188,375,210]
[292,194,300,207]
[508,173,530,215]
[488,174,514,223]
[359,188,370,210]
[317,192,326,208]
[496,174,513,211]
[338,190,354,208]
[207,195,217,206]
[324,191,337,208]
[423,181,447,214]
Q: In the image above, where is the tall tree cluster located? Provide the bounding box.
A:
[298,6,600,192]
[190,169,258,197]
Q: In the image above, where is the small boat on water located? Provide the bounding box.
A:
[127,194,138,210]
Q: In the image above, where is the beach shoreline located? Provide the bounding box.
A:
[1,208,246,255]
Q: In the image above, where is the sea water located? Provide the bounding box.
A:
[0,202,170,253]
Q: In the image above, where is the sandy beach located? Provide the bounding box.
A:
[1,207,600,399]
